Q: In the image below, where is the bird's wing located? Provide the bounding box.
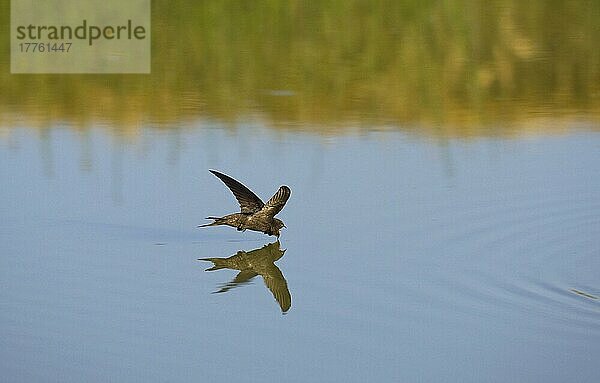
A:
[210,170,264,214]
[213,270,258,294]
[259,186,291,218]
[232,270,259,285]
[262,265,291,313]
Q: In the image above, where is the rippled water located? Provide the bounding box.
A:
[1,125,598,382]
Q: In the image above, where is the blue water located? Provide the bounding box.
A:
[1,125,599,382]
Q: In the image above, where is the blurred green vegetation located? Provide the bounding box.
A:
[1,0,599,137]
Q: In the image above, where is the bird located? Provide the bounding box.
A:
[199,170,291,237]
[199,241,291,313]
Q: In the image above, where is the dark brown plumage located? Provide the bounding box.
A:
[199,170,291,237]
[199,241,291,313]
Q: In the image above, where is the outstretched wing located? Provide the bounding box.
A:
[259,186,291,218]
[210,170,264,214]
[213,270,259,294]
[262,265,292,313]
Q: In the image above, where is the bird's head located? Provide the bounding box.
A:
[271,219,286,238]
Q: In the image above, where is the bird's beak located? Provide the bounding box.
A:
[283,224,287,228]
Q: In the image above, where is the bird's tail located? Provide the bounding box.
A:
[198,258,227,271]
[198,217,224,227]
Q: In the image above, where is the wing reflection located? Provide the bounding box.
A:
[199,241,291,313]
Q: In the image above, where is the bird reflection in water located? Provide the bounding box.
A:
[199,241,291,313]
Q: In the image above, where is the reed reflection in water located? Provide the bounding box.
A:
[200,241,291,313]
[1,0,599,136]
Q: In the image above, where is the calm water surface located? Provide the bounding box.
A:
[1,125,598,382]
